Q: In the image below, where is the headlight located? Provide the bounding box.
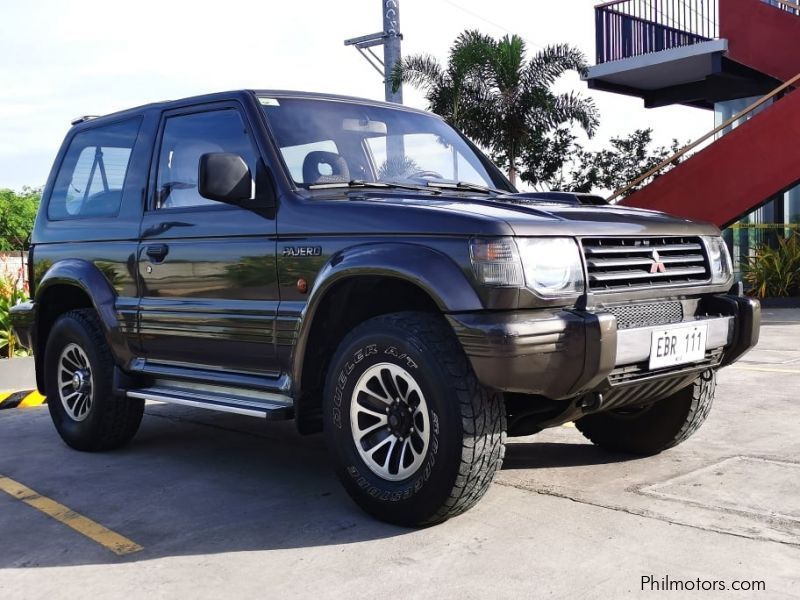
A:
[703,236,733,284]
[469,237,584,297]
[518,238,584,297]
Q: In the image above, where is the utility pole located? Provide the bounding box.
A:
[382,1,403,104]
[344,1,403,104]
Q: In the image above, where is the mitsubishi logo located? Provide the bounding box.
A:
[650,249,667,274]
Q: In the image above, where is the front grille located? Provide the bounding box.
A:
[582,236,709,291]
[606,301,684,330]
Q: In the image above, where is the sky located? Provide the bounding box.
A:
[0,0,712,191]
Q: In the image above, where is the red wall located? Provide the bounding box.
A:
[721,0,800,82]
[621,88,800,227]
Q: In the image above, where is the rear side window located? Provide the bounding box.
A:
[48,118,141,220]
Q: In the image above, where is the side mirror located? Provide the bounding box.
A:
[198,153,253,204]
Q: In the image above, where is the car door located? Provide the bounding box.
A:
[137,102,280,375]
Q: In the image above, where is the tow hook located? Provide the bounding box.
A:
[578,392,604,413]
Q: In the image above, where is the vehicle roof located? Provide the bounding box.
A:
[70,89,436,130]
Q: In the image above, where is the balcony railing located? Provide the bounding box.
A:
[596,0,719,64]
[764,0,800,17]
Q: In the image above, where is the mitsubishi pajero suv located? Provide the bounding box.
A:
[11,90,760,525]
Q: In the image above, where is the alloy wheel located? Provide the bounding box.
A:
[349,362,431,481]
[57,342,94,422]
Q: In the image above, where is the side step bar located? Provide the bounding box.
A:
[127,386,294,420]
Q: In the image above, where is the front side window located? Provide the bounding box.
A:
[155,109,257,210]
[259,97,504,190]
[48,118,141,220]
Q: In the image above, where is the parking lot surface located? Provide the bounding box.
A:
[0,310,798,599]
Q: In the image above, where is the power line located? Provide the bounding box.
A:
[643,0,718,33]
[438,0,545,50]
[678,0,719,28]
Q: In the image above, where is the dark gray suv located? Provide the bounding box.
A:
[11,90,760,526]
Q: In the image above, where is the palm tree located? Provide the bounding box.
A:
[393,31,599,187]
[390,30,492,134]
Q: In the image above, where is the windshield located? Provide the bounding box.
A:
[258,96,506,191]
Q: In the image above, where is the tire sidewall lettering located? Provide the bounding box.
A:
[332,343,378,429]
[333,341,440,502]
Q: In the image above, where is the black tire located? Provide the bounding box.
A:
[44,309,144,451]
[323,311,506,526]
[575,369,716,455]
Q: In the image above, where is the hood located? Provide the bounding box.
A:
[499,203,720,237]
[341,192,720,237]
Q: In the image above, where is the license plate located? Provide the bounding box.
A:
[649,324,708,370]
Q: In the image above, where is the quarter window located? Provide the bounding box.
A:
[155,109,257,210]
[48,118,141,220]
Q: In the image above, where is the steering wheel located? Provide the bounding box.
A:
[407,170,444,180]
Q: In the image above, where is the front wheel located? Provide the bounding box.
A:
[575,369,716,455]
[324,312,506,526]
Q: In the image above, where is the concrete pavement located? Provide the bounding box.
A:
[0,310,798,599]
[0,356,35,393]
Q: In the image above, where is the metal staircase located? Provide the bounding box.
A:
[591,0,800,228]
[618,74,800,227]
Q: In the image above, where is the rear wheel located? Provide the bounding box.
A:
[324,312,506,526]
[575,369,716,455]
[44,309,144,451]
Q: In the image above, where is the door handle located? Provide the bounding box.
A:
[145,244,169,262]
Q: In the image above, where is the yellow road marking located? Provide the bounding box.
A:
[0,475,143,556]
[731,365,800,375]
[18,391,46,408]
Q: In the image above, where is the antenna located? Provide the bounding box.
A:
[70,115,99,126]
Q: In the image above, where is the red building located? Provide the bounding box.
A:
[585,0,800,266]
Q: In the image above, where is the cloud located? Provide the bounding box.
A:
[0,0,709,190]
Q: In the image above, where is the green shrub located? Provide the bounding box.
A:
[0,275,29,358]
[742,235,800,299]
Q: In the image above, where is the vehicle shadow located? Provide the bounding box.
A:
[502,441,640,471]
[0,407,636,569]
[0,405,407,569]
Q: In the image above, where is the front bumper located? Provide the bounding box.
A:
[447,294,760,400]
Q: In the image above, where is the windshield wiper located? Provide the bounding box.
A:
[307,179,440,194]
[425,181,504,195]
